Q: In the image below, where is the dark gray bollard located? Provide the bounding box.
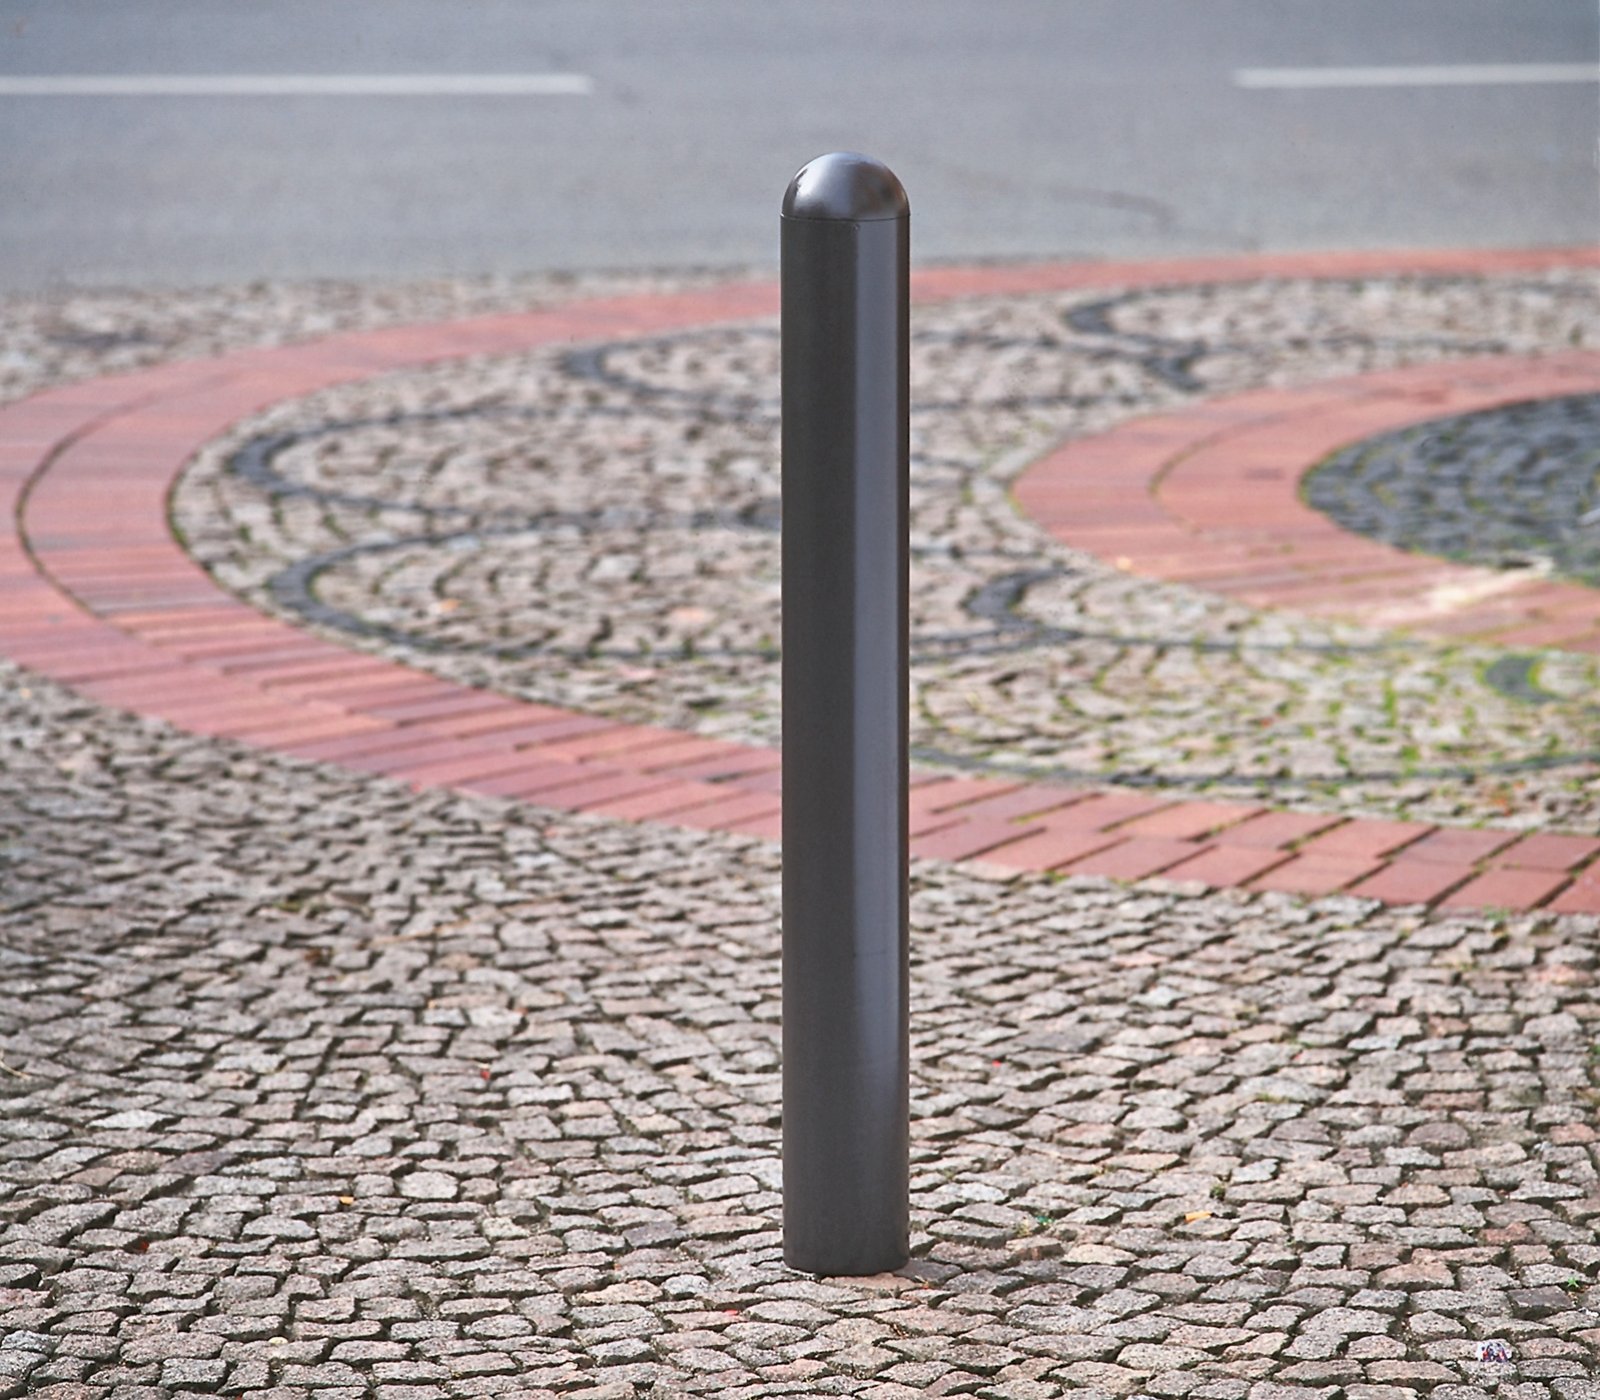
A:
[780,152,910,1277]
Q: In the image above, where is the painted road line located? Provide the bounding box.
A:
[1236,63,1600,90]
[0,73,594,96]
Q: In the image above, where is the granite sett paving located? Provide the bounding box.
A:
[2,254,1600,1397]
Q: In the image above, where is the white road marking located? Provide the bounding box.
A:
[0,73,594,96]
[1236,63,1600,90]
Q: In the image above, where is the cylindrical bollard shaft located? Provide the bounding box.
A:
[780,152,910,1277]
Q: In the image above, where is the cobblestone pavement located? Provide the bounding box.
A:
[4,654,1600,1400]
[1307,393,1600,592]
[4,264,1600,1399]
[167,272,1600,829]
[0,271,731,407]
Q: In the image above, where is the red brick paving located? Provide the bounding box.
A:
[4,247,1600,915]
[581,780,729,822]
[1215,811,1346,850]
[487,768,677,812]
[909,776,1024,815]
[1016,348,1600,645]
[939,784,1090,824]
[1438,866,1574,913]
[907,808,968,840]
[1159,844,1295,890]
[1348,861,1476,908]
[1547,873,1600,916]
[1062,837,1208,882]
[1114,800,1264,842]
[980,826,1126,874]
[1297,820,1433,862]
[669,789,784,832]
[720,808,785,841]
[1250,854,1384,898]
[1490,833,1600,871]
[911,818,1048,864]
[1402,828,1522,865]
[1028,790,1173,832]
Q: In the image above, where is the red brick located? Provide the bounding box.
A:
[518,770,678,812]
[455,759,597,799]
[1402,828,1520,865]
[1216,810,1346,849]
[279,675,453,708]
[223,713,391,748]
[1298,819,1433,861]
[670,790,784,833]
[438,702,582,736]
[1438,867,1572,913]
[102,603,251,630]
[201,640,346,668]
[979,826,1124,873]
[1547,875,1600,916]
[282,726,454,765]
[1250,854,1382,897]
[910,818,1046,864]
[649,748,781,783]
[581,781,726,822]
[394,747,532,788]
[1059,837,1207,882]
[74,668,223,705]
[1033,790,1173,832]
[31,645,204,684]
[254,658,429,691]
[316,714,572,760]
[909,777,1023,815]
[1413,604,1548,640]
[366,689,523,724]
[533,724,687,762]
[717,808,784,841]
[494,715,622,748]
[628,735,749,771]
[1480,620,1600,649]
[146,697,308,735]
[724,766,783,794]
[1348,861,1475,907]
[1489,833,1600,871]
[1159,844,1294,889]
[937,783,1090,824]
[349,735,556,779]
[908,808,965,839]
[1115,800,1264,841]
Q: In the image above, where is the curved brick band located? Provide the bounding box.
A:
[1015,354,1600,651]
[5,248,1600,915]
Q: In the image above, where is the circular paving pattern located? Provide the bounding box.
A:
[173,272,1600,828]
[1306,392,1600,588]
[6,256,1600,1398]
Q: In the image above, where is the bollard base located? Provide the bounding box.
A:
[783,1244,910,1279]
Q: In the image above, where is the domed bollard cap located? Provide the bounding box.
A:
[782,152,908,222]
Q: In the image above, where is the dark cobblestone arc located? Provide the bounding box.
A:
[232,384,1599,798]
[1306,392,1600,588]
[169,267,1600,825]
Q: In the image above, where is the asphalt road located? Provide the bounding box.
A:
[0,0,1595,290]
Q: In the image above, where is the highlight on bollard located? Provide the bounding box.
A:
[779,153,911,1278]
